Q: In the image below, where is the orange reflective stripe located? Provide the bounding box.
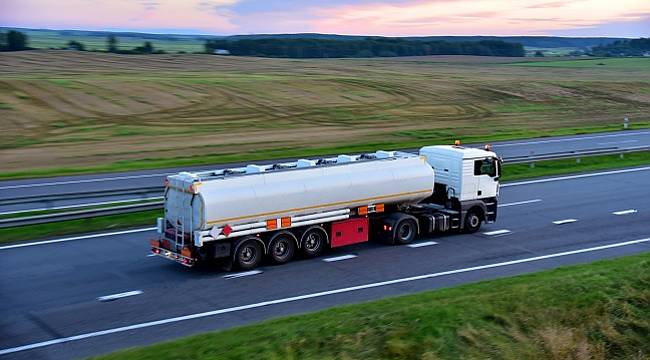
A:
[266,219,278,230]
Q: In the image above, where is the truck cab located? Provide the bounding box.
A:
[418,145,501,231]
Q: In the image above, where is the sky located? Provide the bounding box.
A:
[1,0,649,37]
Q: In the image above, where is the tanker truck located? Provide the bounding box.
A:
[150,144,501,270]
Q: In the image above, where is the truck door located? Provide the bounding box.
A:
[473,157,499,199]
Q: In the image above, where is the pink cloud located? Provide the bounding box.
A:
[1,0,238,33]
[307,0,650,36]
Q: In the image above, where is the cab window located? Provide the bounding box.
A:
[474,158,497,177]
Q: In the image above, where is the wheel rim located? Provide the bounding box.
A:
[398,223,413,240]
[273,238,289,257]
[240,244,257,264]
[469,214,480,228]
[305,232,322,251]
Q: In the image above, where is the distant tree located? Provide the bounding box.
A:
[0,32,6,50]
[67,40,85,51]
[143,41,153,53]
[4,30,28,51]
[534,50,545,57]
[134,41,154,54]
[107,35,118,52]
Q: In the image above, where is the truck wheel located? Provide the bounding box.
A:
[269,232,296,264]
[394,219,417,245]
[235,239,263,270]
[301,227,327,258]
[464,209,482,233]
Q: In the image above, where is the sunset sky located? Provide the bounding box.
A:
[1,0,649,37]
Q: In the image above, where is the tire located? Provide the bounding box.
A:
[268,232,296,264]
[464,209,482,233]
[234,239,263,270]
[301,227,327,258]
[394,219,417,245]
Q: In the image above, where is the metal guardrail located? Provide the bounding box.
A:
[504,145,650,164]
[0,146,648,228]
[0,186,163,206]
[0,201,163,228]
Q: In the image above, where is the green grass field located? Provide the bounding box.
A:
[1,51,648,179]
[95,252,650,360]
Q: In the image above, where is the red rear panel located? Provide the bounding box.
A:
[331,217,369,248]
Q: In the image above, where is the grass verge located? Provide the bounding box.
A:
[1,123,649,181]
[1,150,649,245]
[502,150,650,181]
[95,252,650,360]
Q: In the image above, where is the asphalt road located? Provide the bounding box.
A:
[1,166,649,359]
[1,129,649,214]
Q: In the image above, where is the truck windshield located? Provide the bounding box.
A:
[474,158,497,177]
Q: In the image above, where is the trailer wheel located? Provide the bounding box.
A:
[235,239,263,270]
[301,227,327,258]
[464,209,482,233]
[268,232,296,264]
[394,219,417,245]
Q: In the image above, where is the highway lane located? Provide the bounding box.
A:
[1,167,649,359]
[1,130,649,213]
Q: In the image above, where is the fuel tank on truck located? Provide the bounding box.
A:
[164,151,435,232]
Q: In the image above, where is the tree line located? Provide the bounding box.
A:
[591,38,650,57]
[0,30,164,54]
[204,37,526,58]
[0,30,30,51]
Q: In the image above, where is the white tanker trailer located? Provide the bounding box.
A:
[151,144,501,269]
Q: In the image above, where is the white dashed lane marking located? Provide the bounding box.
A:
[553,219,578,225]
[323,254,357,262]
[407,241,438,248]
[483,229,512,236]
[97,290,143,302]
[613,209,638,216]
[222,270,263,279]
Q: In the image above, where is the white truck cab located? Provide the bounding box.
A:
[419,144,501,228]
[419,145,500,201]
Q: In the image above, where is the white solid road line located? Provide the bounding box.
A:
[493,131,649,147]
[323,254,357,262]
[2,237,648,356]
[483,229,511,236]
[498,199,542,207]
[407,241,438,248]
[503,166,650,187]
[0,173,172,190]
[97,290,143,302]
[553,219,578,225]
[0,227,157,251]
[222,270,263,279]
[613,209,638,216]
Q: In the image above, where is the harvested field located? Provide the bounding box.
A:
[0,51,649,174]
